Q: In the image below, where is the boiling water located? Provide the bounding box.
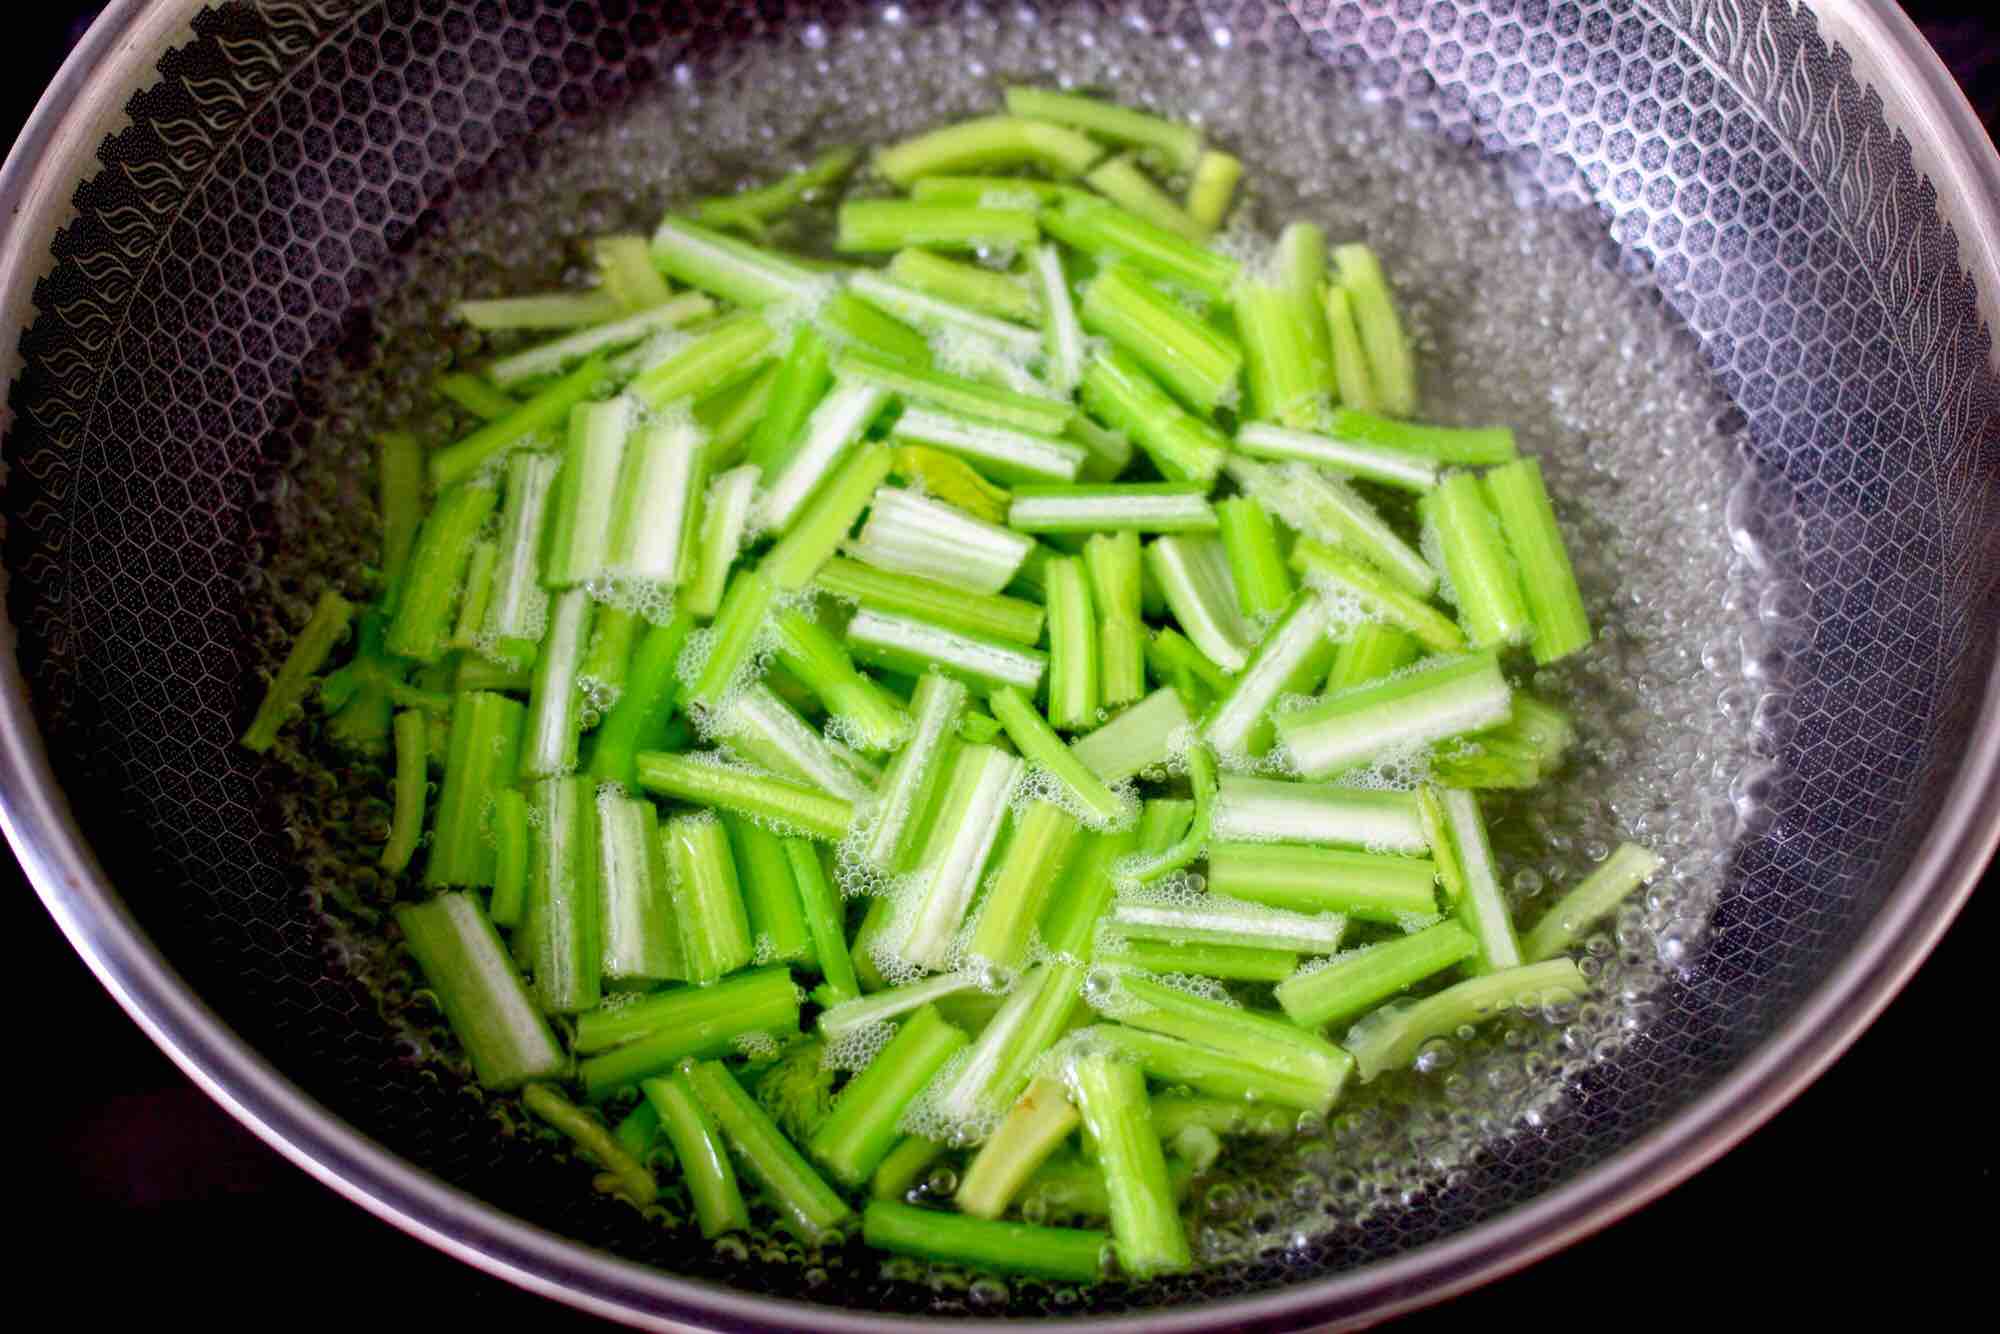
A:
[259,5,1797,1307]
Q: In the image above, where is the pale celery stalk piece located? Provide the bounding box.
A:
[455,290,624,330]
[596,791,686,987]
[890,404,1087,484]
[484,451,560,645]
[1145,534,1256,673]
[1044,556,1099,733]
[1332,243,1417,418]
[486,294,713,389]
[894,743,1024,971]
[1420,785,1523,974]
[1291,538,1466,653]
[875,116,1106,186]
[593,233,674,311]
[1079,263,1243,417]
[931,961,1085,1127]
[1423,471,1532,648]
[1008,485,1217,535]
[1274,920,1477,1030]
[755,379,887,536]
[628,311,776,410]
[1070,686,1193,785]
[1230,456,1437,599]
[1522,842,1664,961]
[1345,958,1588,1081]
[888,248,1040,323]
[717,682,876,805]
[1031,243,1087,396]
[1484,457,1595,664]
[1184,150,1241,230]
[1236,421,1439,492]
[1202,592,1330,761]
[1104,895,1348,955]
[394,893,565,1090]
[862,672,969,872]
[817,970,989,1038]
[1094,972,1353,1113]
[957,1076,1080,1220]
[683,463,760,619]
[607,417,703,591]
[847,486,1033,595]
[846,608,1049,697]
[544,396,633,589]
[650,216,834,308]
[1002,88,1203,173]
[1323,285,1378,414]
[966,799,1084,970]
[847,271,1044,361]
[1278,652,1513,780]
[1208,774,1428,853]
[1083,156,1206,242]
[836,200,1041,254]
[520,589,593,778]
[1205,842,1440,925]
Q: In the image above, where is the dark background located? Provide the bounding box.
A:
[7,3,1991,1327]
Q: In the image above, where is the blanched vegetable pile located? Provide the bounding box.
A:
[243,87,1661,1282]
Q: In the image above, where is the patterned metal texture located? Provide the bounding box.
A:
[4,0,1999,1320]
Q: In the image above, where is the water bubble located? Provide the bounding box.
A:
[1414,1039,1457,1074]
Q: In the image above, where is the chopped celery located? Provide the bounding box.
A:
[1064,1050,1189,1277]
[1079,264,1241,414]
[1146,534,1255,673]
[1184,150,1241,230]
[837,200,1039,254]
[864,1201,1106,1283]
[990,687,1134,829]
[894,743,1022,970]
[1424,470,1531,648]
[860,672,969,872]
[634,751,855,842]
[889,248,1040,322]
[810,1005,968,1187]
[1522,842,1663,962]
[1276,651,1512,781]
[1419,785,1523,975]
[1044,556,1099,733]
[1345,958,1587,1081]
[968,800,1085,970]
[395,893,564,1091]
[890,404,1087,485]
[1206,841,1438,925]
[849,486,1033,595]
[1208,774,1428,853]
[242,589,352,752]
[876,115,1104,185]
[1237,421,1439,492]
[1078,348,1227,485]
[1291,538,1465,653]
[1484,457,1594,664]
[1083,156,1206,241]
[1010,483,1217,535]
[1276,921,1477,1030]
[1003,87,1202,172]
[1331,243,1417,417]
[846,608,1049,698]
[1214,495,1294,620]
[1085,530,1147,709]
[1070,686,1192,785]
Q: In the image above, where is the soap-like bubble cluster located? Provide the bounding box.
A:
[256,3,1788,1311]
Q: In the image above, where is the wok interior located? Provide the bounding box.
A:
[5,0,1996,1321]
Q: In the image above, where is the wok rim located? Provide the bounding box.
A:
[1,1,1995,1329]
